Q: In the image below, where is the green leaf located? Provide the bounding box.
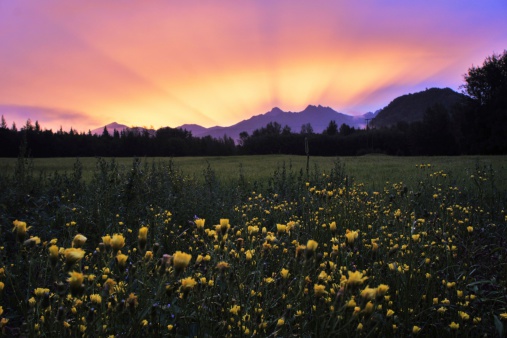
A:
[494,314,504,338]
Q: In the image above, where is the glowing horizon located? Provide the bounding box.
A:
[1,1,506,132]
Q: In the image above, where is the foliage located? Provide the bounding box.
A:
[455,50,507,154]
[0,154,507,337]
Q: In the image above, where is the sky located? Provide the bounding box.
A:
[1,1,506,132]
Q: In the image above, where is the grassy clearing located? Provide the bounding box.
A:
[0,155,506,336]
[1,155,506,191]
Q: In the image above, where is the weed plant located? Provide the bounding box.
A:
[0,155,506,337]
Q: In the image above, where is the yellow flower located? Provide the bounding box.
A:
[126,293,139,308]
[386,309,395,317]
[219,219,230,234]
[360,286,377,300]
[459,311,470,320]
[72,234,87,248]
[449,322,459,330]
[34,288,50,297]
[111,234,125,251]
[12,220,29,242]
[245,250,253,261]
[116,253,129,267]
[167,325,174,331]
[437,307,447,314]
[345,230,359,244]
[347,271,368,287]
[276,318,284,327]
[229,305,241,315]
[144,251,153,261]
[412,325,421,334]
[90,294,102,304]
[195,218,205,229]
[306,240,318,252]
[357,323,363,331]
[0,282,4,293]
[173,251,192,273]
[500,313,507,319]
[363,301,374,314]
[180,277,196,292]
[314,284,327,297]
[138,227,148,248]
[329,221,337,232]
[49,244,59,263]
[377,284,389,296]
[216,261,230,271]
[68,271,84,296]
[276,224,287,234]
[467,226,474,233]
[280,268,290,279]
[64,248,85,265]
[102,235,112,247]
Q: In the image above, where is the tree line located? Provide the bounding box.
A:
[1,50,505,157]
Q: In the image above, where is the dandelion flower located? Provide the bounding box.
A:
[306,240,318,251]
[314,284,327,297]
[138,227,148,249]
[180,277,197,292]
[173,251,192,273]
[345,230,359,244]
[216,261,230,272]
[195,219,205,229]
[126,293,139,308]
[48,245,59,265]
[116,253,129,268]
[68,271,84,296]
[64,248,85,265]
[72,234,87,248]
[229,305,241,315]
[360,286,377,300]
[377,284,389,297]
[346,271,368,287]
[111,234,125,251]
[90,294,102,304]
[102,235,112,247]
[219,219,230,234]
[449,322,459,330]
[12,220,29,242]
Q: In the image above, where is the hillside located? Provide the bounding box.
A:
[371,88,466,127]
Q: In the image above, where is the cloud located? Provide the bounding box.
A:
[0,105,100,132]
[0,1,506,131]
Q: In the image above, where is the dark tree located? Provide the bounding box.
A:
[324,120,338,135]
[456,50,507,153]
[300,123,313,135]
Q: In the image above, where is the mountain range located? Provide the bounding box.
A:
[92,105,377,142]
[92,87,464,141]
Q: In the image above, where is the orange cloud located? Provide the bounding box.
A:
[1,1,506,132]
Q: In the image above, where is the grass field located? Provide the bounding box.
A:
[1,155,506,191]
[1,155,507,337]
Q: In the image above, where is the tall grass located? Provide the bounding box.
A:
[0,156,506,337]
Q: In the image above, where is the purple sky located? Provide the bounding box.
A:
[1,1,506,132]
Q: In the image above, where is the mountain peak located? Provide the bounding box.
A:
[266,107,284,116]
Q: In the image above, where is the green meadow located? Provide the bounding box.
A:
[1,155,507,337]
[1,155,506,190]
